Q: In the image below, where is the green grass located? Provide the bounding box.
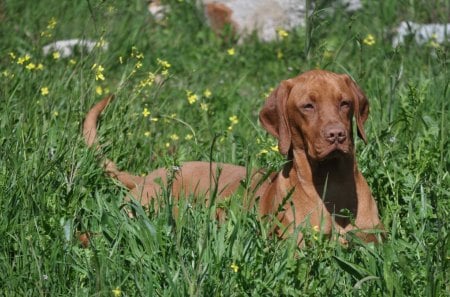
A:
[0,0,449,296]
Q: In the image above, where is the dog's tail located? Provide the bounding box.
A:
[83,95,144,189]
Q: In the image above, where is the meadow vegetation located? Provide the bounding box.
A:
[0,0,448,296]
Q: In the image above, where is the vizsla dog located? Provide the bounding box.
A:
[84,69,383,244]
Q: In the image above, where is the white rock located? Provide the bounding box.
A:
[393,21,450,46]
[42,39,108,58]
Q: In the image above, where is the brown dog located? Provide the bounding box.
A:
[84,70,383,244]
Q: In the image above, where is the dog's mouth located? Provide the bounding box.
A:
[315,144,350,161]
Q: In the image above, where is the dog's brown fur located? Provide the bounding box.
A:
[83,70,383,244]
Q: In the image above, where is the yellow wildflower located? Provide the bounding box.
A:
[428,34,440,48]
[95,86,103,95]
[52,51,60,60]
[170,134,179,141]
[312,225,320,240]
[17,54,30,65]
[40,31,52,38]
[139,72,156,89]
[186,91,198,104]
[25,63,36,70]
[203,89,212,98]
[144,131,151,137]
[9,52,16,60]
[428,41,440,48]
[53,111,59,117]
[135,61,143,69]
[270,145,279,152]
[363,34,375,46]
[36,63,44,70]
[264,87,274,98]
[157,58,171,69]
[229,115,239,125]
[131,46,144,59]
[258,149,269,155]
[92,64,105,81]
[227,48,235,56]
[69,59,76,65]
[228,115,239,131]
[47,17,57,29]
[230,263,239,273]
[277,28,289,40]
[96,37,107,48]
[200,103,209,111]
[97,73,105,81]
[142,108,151,117]
[111,287,121,297]
[185,134,193,140]
[2,70,14,78]
[41,87,49,96]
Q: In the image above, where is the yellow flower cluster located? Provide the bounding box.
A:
[96,36,107,48]
[91,63,105,81]
[139,72,156,89]
[230,263,239,273]
[112,287,121,297]
[142,108,151,117]
[228,115,239,131]
[258,144,279,155]
[1,70,14,78]
[185,88,212,112]
[13,53,44,71]
[41,17,57,38]
[130,46,145,71]
[186,90,198,104]
[157,58,171,76]
[200,103,209,111]
[263,87,274,99]
[203,89,212,98]
[363,34,375,46]
[277,28,289,40]
[227,48,235,56]
[157,58,171,69]
[257,136,279,156]
[41,87,49,96]
[428,33,440,48]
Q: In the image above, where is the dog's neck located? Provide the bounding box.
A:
[289,149,358,227]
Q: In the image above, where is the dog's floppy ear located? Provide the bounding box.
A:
[259,80,293,155]
[344,75,369,144]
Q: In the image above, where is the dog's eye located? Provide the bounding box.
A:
[340,100,351,109]
[302,103,315,111]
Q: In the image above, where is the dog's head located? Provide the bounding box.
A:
[259,70,369,160]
